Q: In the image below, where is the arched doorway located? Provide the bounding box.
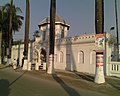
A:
[40,48,46,67]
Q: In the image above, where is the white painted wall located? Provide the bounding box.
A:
[11,43,32,66]
[54,34,96,74]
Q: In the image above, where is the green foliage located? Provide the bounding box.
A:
[108,34,116,46]
[0,1,23,59]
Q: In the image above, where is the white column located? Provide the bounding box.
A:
[13,59,17,70]
[43,62,46,70]
[22,59,28,70]
[35,63,39,70]
[105,41,112,76]
[28,62,31,71]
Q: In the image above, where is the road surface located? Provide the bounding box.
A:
[0,65,120,96]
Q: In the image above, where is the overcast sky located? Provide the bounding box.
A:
[0,0,120,40]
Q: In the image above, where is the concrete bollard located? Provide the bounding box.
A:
[35,63,39,70]
[43,62,46,70]
[28,62,31,71]
[22,59,28,70]
[13,59,17,70]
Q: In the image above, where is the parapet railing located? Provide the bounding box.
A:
[109,61,120,77]
[56,34,95,45]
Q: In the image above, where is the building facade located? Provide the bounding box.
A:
[11,15,119,76]
[36,15,96,74]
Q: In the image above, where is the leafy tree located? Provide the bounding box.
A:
[0,0,23,62]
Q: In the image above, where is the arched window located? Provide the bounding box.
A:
[78,51,84,64]
[59,51,63,63]
[90,51,96,64]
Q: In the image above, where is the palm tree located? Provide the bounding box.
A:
[7,0,13,64]
[22,0,30,69]
[0,6,5,63]
[0,0,23,63]
[0,6,4,63]
[95,0,104,34]
[47,0,56,74]
[94,0,105,84]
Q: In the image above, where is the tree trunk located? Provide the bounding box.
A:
[94,0,105,84]
[0,32,2,64]
[8,0,13,64]
[22,0,30,69]
[95,0,104,34]
[47,0,56,74]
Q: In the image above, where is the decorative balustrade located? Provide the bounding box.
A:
[109,62,120,77]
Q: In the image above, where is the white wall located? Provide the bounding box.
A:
[11,43,32,66]
[54,34,96,74]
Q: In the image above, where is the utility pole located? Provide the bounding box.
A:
[22,0,30,70]
[115,0,119,61]
[47,0,56,74]
[8,0,13,65]
[94,0,105,84]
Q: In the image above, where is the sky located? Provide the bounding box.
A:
[0,0,120,41]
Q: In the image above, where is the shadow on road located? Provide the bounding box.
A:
[107,78,120,91]
[0,79,10,96]
[0,65,11,70]
[52,74,80,96]
[9,71,27,87]
[74,72,94,82]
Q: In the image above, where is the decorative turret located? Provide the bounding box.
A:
[33,30,42,43]
[38,15,70,40]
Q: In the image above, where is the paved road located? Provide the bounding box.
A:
[0,65,120,96]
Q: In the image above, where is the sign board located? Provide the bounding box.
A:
[95,34,105,51]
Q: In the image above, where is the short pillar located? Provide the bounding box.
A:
[35,63,39,70]
[43,62,46,70]
[28,62,31,71]
[22,59,28,70]
[94,53,105,84]
[13,59,17,70]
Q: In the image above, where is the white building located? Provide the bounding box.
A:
[11,15,120,77]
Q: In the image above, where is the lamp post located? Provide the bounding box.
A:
[115,0,119,60]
